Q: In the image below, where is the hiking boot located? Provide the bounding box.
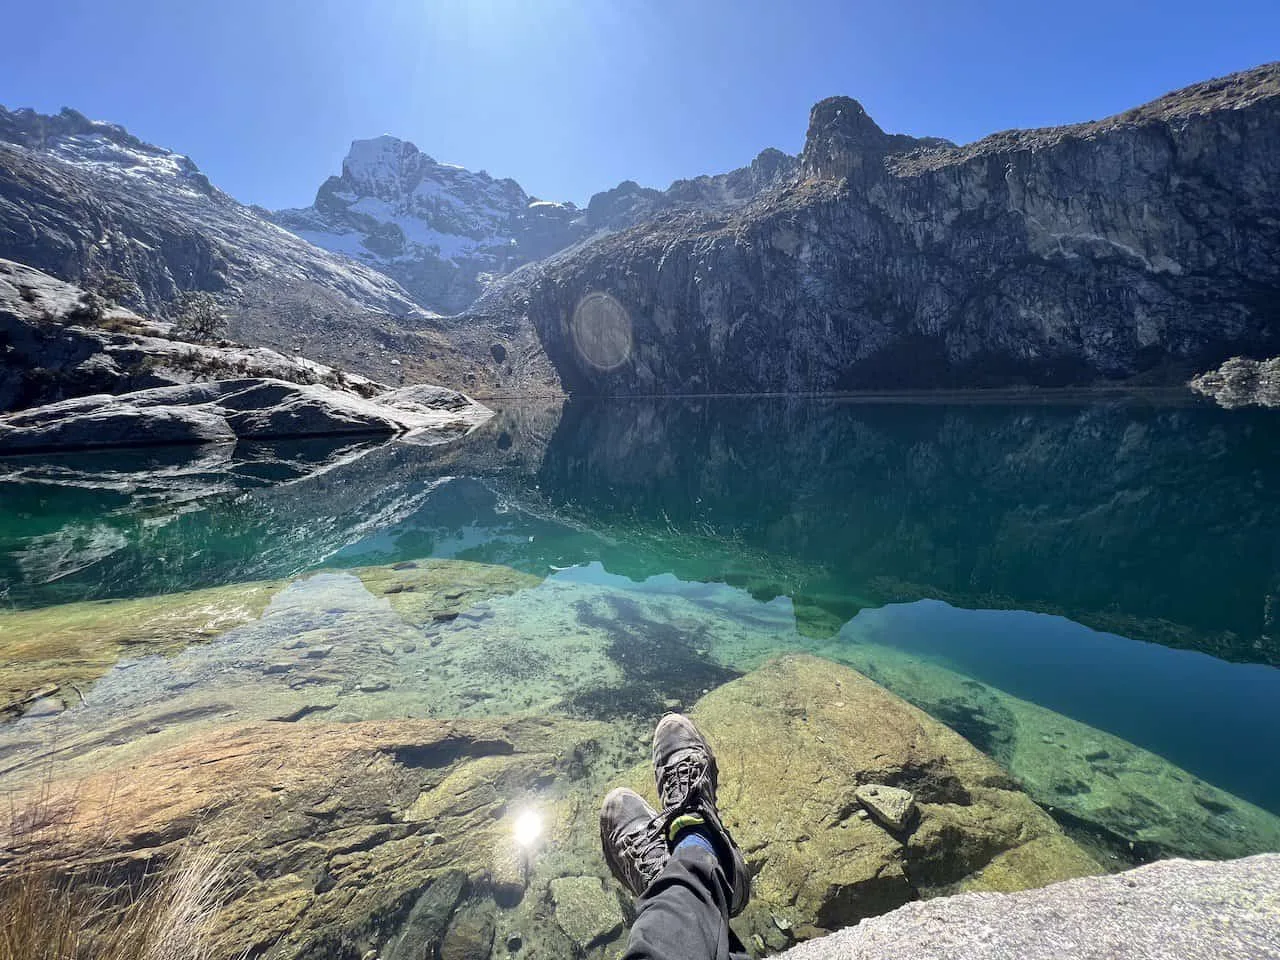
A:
[600,787,668,898]
[652,713,751,916]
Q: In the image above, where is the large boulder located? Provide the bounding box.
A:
[0,395,235,450]
[0,377,491,453]
[8,716,610,960]
[778,854,1280,960]
[624,655,1101,949]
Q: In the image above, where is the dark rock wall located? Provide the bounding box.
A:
[517,64,1280,393]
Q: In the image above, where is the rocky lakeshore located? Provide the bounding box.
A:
[1,596,1104,959]
[1190,355,1280,408]
[2,550,1278,959]
[779,854,1280,960]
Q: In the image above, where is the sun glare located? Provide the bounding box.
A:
[513,809,544,848]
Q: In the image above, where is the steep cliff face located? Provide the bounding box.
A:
[272,137,799,315]
[506,63,1280,394]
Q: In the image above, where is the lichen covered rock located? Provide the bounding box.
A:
[623,655,1101,947]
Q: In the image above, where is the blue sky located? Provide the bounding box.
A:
[2,1,1277,209]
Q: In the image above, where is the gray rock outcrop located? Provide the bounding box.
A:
[0,258,388,412]
[1190,355,1280,408]
[779,854,1280,960]
[499,62,1280,394]
[0,377,490,453]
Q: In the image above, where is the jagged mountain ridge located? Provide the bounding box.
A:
[4,64,1279,398]
[0,106,513,387]
[268,136,801,314]
[0,107,422,315]
[269,135,588,315]
[482,63,1280,394]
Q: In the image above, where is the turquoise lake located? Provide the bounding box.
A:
[2,395,1278,863]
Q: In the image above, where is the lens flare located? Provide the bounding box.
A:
[571,291,633,371]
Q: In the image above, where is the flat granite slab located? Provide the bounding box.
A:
[779,854,1280,960]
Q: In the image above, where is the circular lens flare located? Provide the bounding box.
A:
[571,291,633,372]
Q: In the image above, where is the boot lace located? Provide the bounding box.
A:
[660,751,709,811]
[620,817,667,884]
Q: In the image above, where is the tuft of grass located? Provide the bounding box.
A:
[0,848,231,960]
[0,783,235,960]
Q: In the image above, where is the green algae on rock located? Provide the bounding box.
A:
[352,558,542,628]
[5,716,614,960]
[0,580,284,713]
[617,655,1101,950]
[806,638,1280,864]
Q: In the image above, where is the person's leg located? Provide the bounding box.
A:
[622,837,748,960]
[600,714,752,960]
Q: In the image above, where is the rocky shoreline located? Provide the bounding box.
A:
[779,854,1280,960]
[2,554,1277,958]
[1,258,493,453]
[1190,355,1280,408]
[0,378,491,454]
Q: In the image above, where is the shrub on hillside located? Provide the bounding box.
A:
[172,292,227,343]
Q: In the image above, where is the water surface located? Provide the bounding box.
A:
[2,395,1278,860]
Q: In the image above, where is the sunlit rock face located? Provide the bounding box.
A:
[270,136,589,315]
[272,136,799,315]
[499,62,1280,394]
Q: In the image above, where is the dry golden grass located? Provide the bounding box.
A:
[0,780,235,960]
[0,847,231,960]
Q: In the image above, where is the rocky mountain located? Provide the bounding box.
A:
[6,63,1279,399]
[269,136,588,315]
[487,62,1280,394]
[0,106,507,386]
[269,137,801,315]
[0,107,423,315]
[582,147,802,232]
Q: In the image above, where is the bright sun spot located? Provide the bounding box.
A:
[513,809,544,848]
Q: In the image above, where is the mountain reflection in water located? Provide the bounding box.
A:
[2,395,1278,818]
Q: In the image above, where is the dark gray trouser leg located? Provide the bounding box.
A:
[622,843,750,960]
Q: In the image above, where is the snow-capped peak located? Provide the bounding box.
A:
[271,135,584,314]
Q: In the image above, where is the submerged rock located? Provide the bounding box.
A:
[10,716,609,960]
[549,876,624,948]
[620,655,1101,946]
[854,784,915,832]
[778,854,1280,960]
[813,639,1280,864]
[0,579,283,712]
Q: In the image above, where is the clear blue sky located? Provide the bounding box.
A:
[2,1,1277,209]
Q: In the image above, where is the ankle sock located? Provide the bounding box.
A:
[672,827,718,859]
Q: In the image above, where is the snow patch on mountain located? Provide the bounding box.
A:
[270,135,583,314]
[0,106,425,319]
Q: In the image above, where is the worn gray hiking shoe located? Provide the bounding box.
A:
[600,787,669,898]
[652,713,751,916]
